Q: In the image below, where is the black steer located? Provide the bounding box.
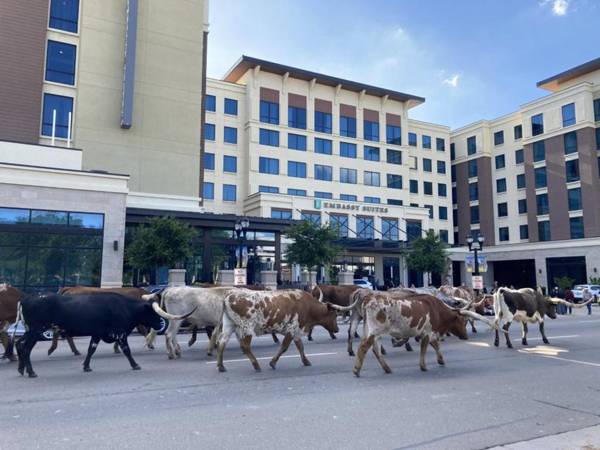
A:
[16,293,193,377]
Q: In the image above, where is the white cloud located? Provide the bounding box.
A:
[443,74,460,88]
[540,0,570,16]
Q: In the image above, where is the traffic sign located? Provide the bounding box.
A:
[234,268,247,286]
[472,275,483,290]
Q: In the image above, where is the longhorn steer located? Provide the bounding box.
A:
[493,287,590,348]
[0,284,22,361]
[350,291,492,376]
[309,284,359,340]
[216,289,339,372]
[439,285,490,333]
[15,293,194,377]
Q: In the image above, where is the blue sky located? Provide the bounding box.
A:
[207,0,599,129]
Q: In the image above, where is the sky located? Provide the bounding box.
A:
[207,0,600,129]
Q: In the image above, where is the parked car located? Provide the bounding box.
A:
[7,322,53,340]
[353,279,373,290]
[572,284,600,301]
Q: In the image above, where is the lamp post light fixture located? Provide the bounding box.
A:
[234,218,250,269]
[466,234,485,292]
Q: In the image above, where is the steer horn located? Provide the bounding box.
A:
[548,297,593,308]
[458,309,496,329]
[152,302,197,321]
[315,286,324,304]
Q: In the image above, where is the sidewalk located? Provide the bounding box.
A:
[490,424,600,449]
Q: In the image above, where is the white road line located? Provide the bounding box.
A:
[576,319,600,323]
[205,352,337,364]
[528,335,579,340]
[532,354,600,368]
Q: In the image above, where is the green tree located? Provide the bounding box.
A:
[589,277,600,285]
[284,221,340,274]
[126,217,197,274]
[554,275,574,291]
[405,230,448,284]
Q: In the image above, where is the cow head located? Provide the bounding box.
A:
[448,313,469,340]
[322,303,340,334]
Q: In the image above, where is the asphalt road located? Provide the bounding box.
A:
[2,309,600,450]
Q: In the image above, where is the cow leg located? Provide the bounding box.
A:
[430,340,445,366]
[240,335,261,372]
[272,332,280,343]
[307,327,313,341]
[294,337,311,366]
[352,334,375,377]
[329,330,337,340]
[47,329,59,356]
[113,342,121,354]
[269,334,293,369]
[539,321,549,345]
[405,341,414,352]
[419,335,430,371]
[371,337,392,374]
[216,319,235,373]
[82,337,101,372]
[21,333,40,378]
[502,322,513,348]
[2,331,17,362]
[347,311,360,356]
[470,319,477,333]
[165,319,183,359]
[521,322,529,346]
[145,328,157,350]
[65,334,80,355]
[117,336,141,370]
[207,324,222,357]
[188,326,198,347]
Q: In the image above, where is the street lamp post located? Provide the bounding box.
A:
[466,234,485,294]
[234,218,250,269]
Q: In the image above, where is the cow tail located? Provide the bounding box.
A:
[11,302,23,340]
[493,289,504,327]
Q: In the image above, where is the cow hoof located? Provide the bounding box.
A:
[83,367,92,372]
[269,360,277,370]
[381,347,387,356]
[420,366,428,372]
[352,369,360,377]
[543,339,550,345]
[308,336,313,341]
[7,355,17,362]
[18,367,24,376]
[148,344,155,350]
[132,365,141,371]
[522,340,528,346]
[168,354,175,360]
[494,341,499,347]
[218,366,226,373]
[438,359,445,366]
[383,367,392,374]
[354,332,360,338]
[472,329,477,334]
[507,343,513,349]
[207,351,213,357]
[254,366,262,373]
[331,334,337,340]
[28,372,37,378]
[302,359,311,367]
[348,351,355,357]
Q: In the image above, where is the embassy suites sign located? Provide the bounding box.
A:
[314,199,389,214]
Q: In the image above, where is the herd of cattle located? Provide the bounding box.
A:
[0,282,591,378]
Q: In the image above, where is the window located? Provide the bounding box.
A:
[409,180,418,193]
[597,128,600,150]
[426,206,433,219]
[408,132,417,146]
[340,116,356,138]
[340,168,357,184]
[205,123,215,141]
[406,220,422,242]
[340,142,357,158]
[536,193,549,215]
[271,209,292,220]
[494,131,504,146]
[205,95,216,112]
[314,164,332,181]
[468,159,478,178]
[422,135,432,149]
[467,136,476,155]
[260,100,279,124]
[440,230,449,243]
[288,133,307,151]
[223,184,236,202]
[386,149,402,165]
[315,191,333,199]
[515,149,524,164]
[224,98,238,115]
[329,214,349,238]
[497,202,508,217]
[437,161,446,174]
[562,103,576,127]
[533,140,545,162]
[259,157,279,175]
[356,216,374,239]
[496,178,507,193]
[499,227,509,242]
[469,182,478,201]
[301,211,321,225]
[364,120,379,141]
[315,138,332,155]
[259,128,279,146]
[517,174,526,189]
[288,189,307,197]
[288,106,306,129]
[538,221,551,241]
[315,111,332,133]
[386,125,401,145]
[388,199,403,206]
[451,165,456,182]
[259,185,279,193]
[340,194,357,201]
[41,94,73,138]
[382,218,399,241]
[470,206,479,224]
[224,126,237,144]
[436,138,445,151]
[364,146,380,161]
[520,224,529,240]
[595,99,600,121]
[568,188,582,211]
[534,167,547,188]
[364,196,381,204]
[570,217,584,239]
[452,187,457,203]
[203,182,214,200]
[531,113,544,136]
[514,125,523,140]
[518,198,527,214]
[564,131,577,154]
[49,0,79,33]
[387,174,402,189]
[566,159,580,182]
[450,143,456,160]
[204,152,215,170]
[288,161,306,178]
[423,158,432,172]
[45,41,76,85]
[495,154,506,169]
[364,171,380,187]
[439,206,448,220]
[438,183,447,197]
[223,155,237,173]
[424,181,433,195]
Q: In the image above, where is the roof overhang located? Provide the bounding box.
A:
[537,56,600,91]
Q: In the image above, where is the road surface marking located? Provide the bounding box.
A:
[576,319,600,323]
[532,354,600,368]
[205,352,337,364]
[528,335,579,340]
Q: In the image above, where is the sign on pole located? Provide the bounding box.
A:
[234,268,247,286]
[472,275,483,290]
[465,255,487,273]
